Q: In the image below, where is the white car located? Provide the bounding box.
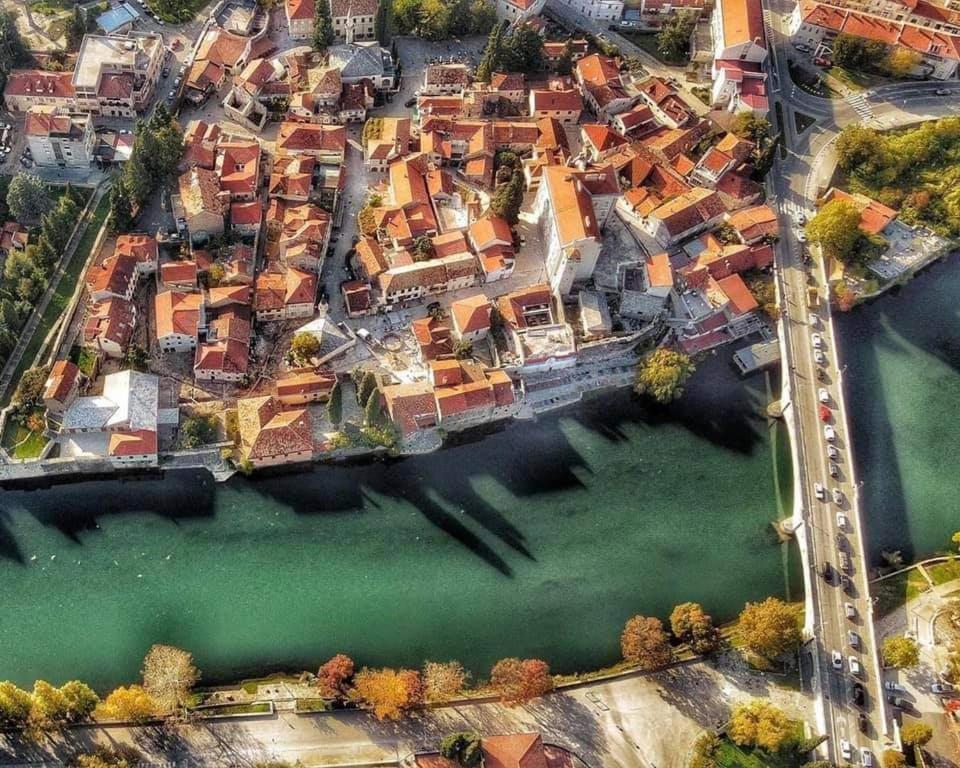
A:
[849,656,861,676]
[797,229,808,243]
[818,388,830,404]
[815,349,826,365]
[860,748,873,768]
[884,681,905,692]
[815,482,826,500]
[824,425,836,442]
[836,512,848,529]
[832,650,843,670]
[812,332,823,348]
[844,602,856,619]
[840,739,853,760]
[932,682,955,693]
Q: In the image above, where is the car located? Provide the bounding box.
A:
[817,368,827,382]
[156,18,164,25]
[936,88,951,96]
[860,748,873,768]
[849,656,861,676]
[851,682,865,706]
[824,425,836,441]
[822,562,834,583]
[814,349,826,365]
[932,682,956,693]
[828,445,840,461]
[797,229,807,242]
[841,574,854,594]
[814,56,832,66]
[887,696,907,708]
[814,482,826,500]
[836,511,848,528]
[162,67,170,77]
[839,550,851,572]
[812,332,823,348]
[168,90,176,99]
[848,630,859,648]
[840,739,853,760]
[832,650,843,670]
[857,713,868,733]
[796,212,807,226]
[404,97,417,108]
[179,65,187,76]
[818,388,830,404]
[832,488,844,504]
[810,313,820,328]
[829,462,840,478]
[836,532,847,550]
[884,681,905,692]
[844,602,856,619]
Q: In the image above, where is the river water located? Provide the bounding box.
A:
[0,352,796,690]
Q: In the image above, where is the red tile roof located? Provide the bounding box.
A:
[44,360,80,403]
[451,294,492,335]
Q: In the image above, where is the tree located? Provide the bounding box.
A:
[884,48,920,78]
[179,415,217,448]
[0,682,33,726]
[7,173,51,224]
[124,344,148,372]
[42,195,80,253]
[290,332,320,365]
[412,235,435,262]
[60,681,98,722]
[364,389,385,427]
[467,0,497,35]
[489,170,523,225]
[689,732,721,768]
[832,34,869,69]
[74,750,138,768]
[392,0,422,34]
[556,42,574,76]
[423,661,467,702]
[66,4,88,50]
[357,370,378,405]
[882,751,906,768]
[141,644,200,712]
[453,339,473,360]
[670,602,722,655]
[317,653,355,700]
[882,636,919,668]
[806,199,863,264]
[350,667,423,720]
[489,657,554,705]
[731,113,771,147]
[634,348,695,404]
[476,22,506,82]
[419,0,452,41]
[952,530,960,551]
[728,700,792,751]
[503,26,544,72]
[620,615,674,670]
[835,125,882,174]
[900,722,933,747]
[13,366,49,407]
[313,0,334,49]
[30,680,67,725]
[737,597,801,660]
[656,11,696,64]
[440,731,482,767]
[110,181,135,233]
[95,686,157,723]
[326,381,343,426]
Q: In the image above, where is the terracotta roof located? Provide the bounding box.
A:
[576,54,620,87]
[276,370,336,398]
[536,117,570,153]
[195,309,250,376]
[83,298,135,349]
[217,140,261,198]
[196,28,249,69]
[178,167,228,218]
[720,0,766,49]
[186,59,225,91]
[160,260,198,286]
[97,72,134,100]
[331,0,378,15]
[717,273,758,315]
[285,0,314,20]
[490,72,525,92]
[116,234,159,265]
[651,187,726,236]
[155,290,203,339]
[822,188,897,235]
[411,316,453,360]
[481,734,549,768]
[44,360,80,403]
[425,64,471,86]
[231,200,262,226]
[277,122,346,154]
[451,293,492,335]
[24,106,84,138]
[108,429,158,457]
[468,215,512,251]
[254,266,316,311]
[237,395,313,460]
[86,253,136,297]
[542,165,599,246]
[382,381,437,434]
[727,204,778,241]
[355,236,388,280]
[5,70,75,99]
[497,283,555,329]
[582,123,628,154]
[646,252,674,289]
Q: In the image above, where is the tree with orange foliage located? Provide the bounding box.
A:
[350,668,423,720]
[317,654,354,700]
[489,658,554,705]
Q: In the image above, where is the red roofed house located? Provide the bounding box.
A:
[467,215,516,283]
[528,88,583,124]
[155,290,204,352]
[160,260,199,291]
[726,204,778,243]
[4,71,76,113]
[25,106,96,168]
[712,0,767,63]
[415,732,574,768]
[450,293,492,342]
[430,359,515,427]
[277,122,346,164]
[83,297,136,358]
[495,0,547,25]
[194,309,250,382]
[580,123,629,162]
[237,394,313,467]
[411,315,453,361]
[382,380,438,435]
[275,370,337,405]
[254,266,316,321]
[821,187,898,236]
[639,187,728,247]
[43,360,82,414]
[285,0,315,39]
[216,140,262,201]
[231,200,263,234]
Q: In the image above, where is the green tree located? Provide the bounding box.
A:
[453,339,473,359]
[489,170,523,225]
[326,380,343,425]
[728,700,792,751]
[30,680,67,724]
[0,9,28,86]
[12,365,49,406]
[41,194,80,254]
[110,181,135,233]
[737,597,801,660]
[634,348,695,404]
[900,722,933,747]
[412,235,435,262]
[467,0,496,34]
[832,34,869,69]
[476,22,506,82]
[882,636,919,668]
[556,42,574,76]
[806,199,863,264]
[364,388,385,427]
[358,370,378,405]
[440,731,482,767]
[952,530,960,551]
[419,0,452,40]
[670,602,722,655]
[7,173,51,224]
[392,0,422,34]
[60,681,99,722]
[290,331,321,365]
[503,26,544,72]
[731,113,771,147]
[620,615,674,670]
[835,125,883,174]
[0,682,33,726]
[179,415,218,448]
[124,344,148,372]
[74,750,138,768]
[656,11,696,64]
[884,47,920,78]
[66,4,88,50]
[313,0,334,49]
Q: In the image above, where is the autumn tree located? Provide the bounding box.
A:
[439,731,482,767]
[74,749,139,768]
[884,47,920,78]
[882,751,906,768]
[689,732,721,768]
[620,615,674,670]
[489,657,554,705]
[634,348,695,404]
[670,602,722,655]
[141,644,200,712]
[736,597,801,660]
[95,686,157,723]
[882,636,919,668]
[0,682,33,726]
[60,681,99,723]
[900,722,933,747]
[805,199,863,264]
[350,667,423,720]
[728,700,792,751]
[12,366,49,406]
[953,530,960,550]
[317,654,355,700]
[30,680,97,725]
[423,660,467,702]
[290,332,320,366]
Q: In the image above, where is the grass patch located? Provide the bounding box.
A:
[716,722,809,768]
[2,191,110,408]
[68,344,98,377]
[620,31,685,65]
[691,86,711,106]
[198,702,271,717]
[295,698,331,713]
[928,558,960,586]
[873,569,929,617]
[238,674,301,695]
[1,408,48,459]
[825,65,886,93]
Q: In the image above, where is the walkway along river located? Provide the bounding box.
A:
[0,352,797,690]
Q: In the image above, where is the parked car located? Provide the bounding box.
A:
[818,388,830,404]
[828,445,839,460]
[836,511,848,528]
[824,425,836,441]
[857,713,868,733]
[860,748,873,768]
[162,66,171,77]
[404,97,416,108]
[832,487,844,504]
[935,88,951,96]
[829,462,839,478]
[849,656,861,676]
[851,682,865,706]
[887,696,908,708]
[848,630,859,648]
[840,740,853,760]
[815,482,826,500]
[884,681,905,692]
[814,349,825,365]
[932,682,956,694]
[841,574,853,594]
[832,650,843,671]
[844,602,856,619]
[812,332,823,348]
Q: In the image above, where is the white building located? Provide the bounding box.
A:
[494,0,547,24]
[550,0,623,21]
[24,106,96,167]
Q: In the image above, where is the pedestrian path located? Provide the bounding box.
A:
[846,92,874,121]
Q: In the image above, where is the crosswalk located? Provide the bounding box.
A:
[845,92,874,121]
